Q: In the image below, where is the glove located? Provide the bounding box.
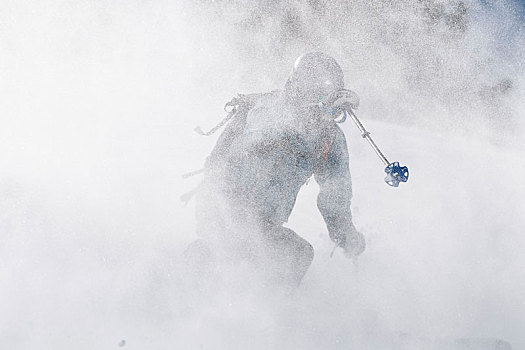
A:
[324,89,360,111]
[343,226,366,258]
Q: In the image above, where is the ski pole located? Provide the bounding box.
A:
[344,109,409,187]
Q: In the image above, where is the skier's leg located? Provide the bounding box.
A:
[261,225,314,287]
[183,184,226,287]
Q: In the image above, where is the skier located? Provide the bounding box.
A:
[188,52,365,287]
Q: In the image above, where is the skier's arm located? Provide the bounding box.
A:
[314,127,363,254]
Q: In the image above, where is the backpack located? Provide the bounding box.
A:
[180,91,339,204]
[198,91,277,171]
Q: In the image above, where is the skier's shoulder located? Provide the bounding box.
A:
[244,90,287,131]
[246,89,283,114]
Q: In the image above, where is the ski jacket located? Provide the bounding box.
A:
[200,90,354,247]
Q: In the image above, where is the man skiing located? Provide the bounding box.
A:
[190,52,365,287]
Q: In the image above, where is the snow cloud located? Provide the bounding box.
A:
[0,0,523,349]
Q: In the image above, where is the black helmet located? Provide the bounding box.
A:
[285,52,345,106]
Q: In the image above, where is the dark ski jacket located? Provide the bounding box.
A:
[199,90,354,247]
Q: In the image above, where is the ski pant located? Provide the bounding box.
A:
[258,223,314,287]
[186,225,314,288]
[190,184,314,288]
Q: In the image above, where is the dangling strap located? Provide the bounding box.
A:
[193,94,253,136]
[193,92,276,136]
[335,110,347,123]
[317,102,347,123]
[194,108,237,136]
[180,185,200,206]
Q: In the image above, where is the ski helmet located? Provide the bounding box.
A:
[285,52,345,105]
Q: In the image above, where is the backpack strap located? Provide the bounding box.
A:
[194,91,276,136]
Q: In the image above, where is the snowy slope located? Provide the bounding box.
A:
[2,117,523,349]
[288,119,525,349]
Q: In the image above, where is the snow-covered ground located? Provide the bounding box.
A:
[1,1,524,349]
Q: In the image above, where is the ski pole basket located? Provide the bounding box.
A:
[345,109,409,187]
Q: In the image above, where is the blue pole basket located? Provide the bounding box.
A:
[384,162,409,187]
